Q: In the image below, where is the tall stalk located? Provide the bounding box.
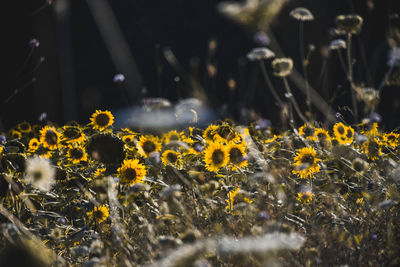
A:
[282,77,307,123]
[347,33,358,122]
[259,61,283,106]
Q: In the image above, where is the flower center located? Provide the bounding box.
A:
[70,148,84,159]
[229,147,243,164]
[337,126,345,135]
[304,126,314,137]
[301,154,315,165]
[143,141,156,154]
[45,130,58,145]
[32,170,43,182]
[166,152,178,163]
[346,129,353,138]
[124,168,137,181]
[95,113,110,127]
[212,149,225,165]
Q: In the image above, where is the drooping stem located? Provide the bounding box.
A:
[347,33,358,122]
[299,21,311,112]
[259,61,283,106]
[282,77,307,123]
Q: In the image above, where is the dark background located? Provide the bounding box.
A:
[2,0,400,131]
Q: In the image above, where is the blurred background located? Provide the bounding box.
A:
[2,0,400,131]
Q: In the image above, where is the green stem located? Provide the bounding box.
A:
[259,61,283,106]
[282,77,307,123]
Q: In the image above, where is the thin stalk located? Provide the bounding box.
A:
[347,33,358,122]
[259,61,283,106]
[337,50,348,76]
[14,47,35,80]
[378,64,394,96]
[299,21,311,112]
[282,77,307,123]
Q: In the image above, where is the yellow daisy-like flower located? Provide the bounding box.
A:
[10,129,22,139]
[161,150,183,169]
[122,134,135,145]
[61,126,86,144]
[292,146,321,179]
[90,110,114,131]
[136,135,162,157]
[117,159,146,186]
[383,132,399,148]
[203,124,218,142]
[296,191,314,203]
[94,167,106,179]
[87,205,109,224]
[67,145,88,164]
[225,187,240,213]
[298,123,317,141]
[227,143,248,170]
[214,124,241,144]
[204,142,229,173]
[163,130,182,144]
[361,122,380,137]
[362,137,383,161]
[40,126,61,150]
[333,123,354,145]
[314,128,331,147]
[17,121,32,134]
[28,138,40,152]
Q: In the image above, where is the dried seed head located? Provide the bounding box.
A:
[246,47,275,61]
[271,57,293,77]
[290,7,314,21]
[335,14,363,34]
[329,39,346,50]
[352,157,367,173]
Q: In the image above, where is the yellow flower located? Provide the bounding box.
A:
[360,122,380,137]
[292,146,321,179]
[87,205,109,223]
[383,132,399,148]
[67,145,88,164]
[225,188,240,213]
[314,128,331,148]
[117,159,146,186]
[214,124,241,144]
[40,126,61,150]
[203,124,218,142]
[17,121,32,134]
[10,129,22,139]
[296,191,314,203]
[28,138,40,152]
[90,110,114,131]
[61,126,86,144]
[94,167,106,179]
[362,137,383,161]
[204,142,229,173]
[161,150,183,169]
[122,134,135,145]
[298,123,317,141]
[163,130,182,144]
[136,135,162,157]
[227,143,248,170]
[333,123,354,145]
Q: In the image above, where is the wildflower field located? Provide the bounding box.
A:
[2,1,400,267]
